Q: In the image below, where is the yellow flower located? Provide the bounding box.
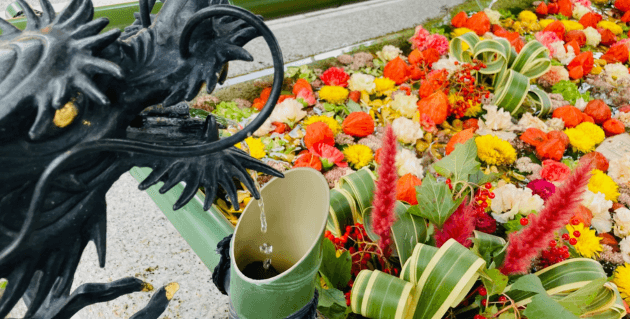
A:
[465,102,482,117]
[319,86,349,104]
[374,77,396,96]
[475,135,517,166]
[561,20,584,32]
[588,169,620,202]
[597,21,623,35]
[613,263,630,303]
[565,122,606,153]
[237,137,266,159]
[566,223,602,259]
[303,115,342,135]
[452,27,475,37]
[343,144,373,169]
[539,19,554,28]
[518,10,538,23]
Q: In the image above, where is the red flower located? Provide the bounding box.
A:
[320,67,350,87]
[463,118,479,132]
[409,48,440,68]
[603,118,625,136]
[464,11,490,35]
[253,87,272,111]
[536,138,567,161]
[536,2,548,15]
[310,142,347,169]
[520,128,548,147]
[384,57,412,85]
[579,12,602,28]
[598,28,617,46]
[371,126,398,256]
[292,78,313,95]
[579,151,609,171]
[558,0,573,18]
[396,173,422,205]
[304,122,335,150]
[602,44,629,64]
[567,51,594,80]
[342,112,375,137]
[293,152,322,171]
[583,99,611,124]
[548,2,559,14]
[475,212,497,234]
[565,30,586,47]
[348,91,361,103]
[622,11,630,23]
[417,90,449,125]
[615,0,630,12]
[272,122,290,134]
[544,21,566,41]
[621,105,630,113]
[553,105,584,127]
[451,11,468,28]
[540,160,572,182]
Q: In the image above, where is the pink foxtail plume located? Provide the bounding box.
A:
[434,198,475,248]
[371,125,398,256]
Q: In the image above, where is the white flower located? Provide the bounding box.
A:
[614,111,630,128]
[614,207,630,238]
[581,190,613,233]
[620,237,630,263]
[546,118,565,131]
[584,27,601,47]
[550,41,576,65]
[392,117,424,144]
[516,157,542,173]
[484,8,502,24]
[390,93,419,118]
[572,3,591,20]
[574,97,588,112]
[252,113,275,137]
[609,153,630,187]
[518,112,550,132]
[476,105,518,140]
[269,98,307,125]
[395,148,424,178]
[431,55,461,76]
[603,63,630,86]
[348,73,376,94]
[490,184,545,223]
[376,45,402,62]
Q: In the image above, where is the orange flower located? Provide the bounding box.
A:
[565,40,580,57]
[293,152,322,171]
[615,0,630,12]
[383,57,412,85]
[582,113,595,124]
[548,2,559,14]
[277,95,295,104]
[572,205,593,227]
[272,122,290,134]
[536,2,548,15]
[463,118,479,132]
[547,130,570,147]
[342,112,375,137]
[553,105,584,128]
[446,128,475,155]
[536,138,567,161]
[579,12,602,28]
[568,51,593,80]
[520,128,548,147]
[579,151,609,171]
[544,21,566,41]
[602,44,629,64]
[565,30,586,47]
[417,90,449,125]
[451,11,468,28]
[252,87,272,111]
[622,11,630,23]
[409,48,440,67]
[464,11,490,36]
[584,99,611,124]
[348,90,361,103]
[598,28,617,46]
[558,0,573,18]
[599,233,619,251]
[304,122,335,150]
[396,173,422,205]
[292,79,312,96]
[603,118,625,136]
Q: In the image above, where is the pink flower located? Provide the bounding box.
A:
[425,34,449,55]
[409,25,431,50]
[310,142,347,170]
[296,88,316,106]
[617,39,630,51]
[573,0,592,7]
[537,65,570,88]
[540,160,572,182]
[535,31,563,57]
[420,113,438,134]
[371,125,398,256]
[527,179,557,201]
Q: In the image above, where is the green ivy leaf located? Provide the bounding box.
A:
[509,274,547,295]
[413,174,464,228]
[480,268,509,297]
[346,100,363,113]
[523,294,580,319]
[316,274,350,319]
[469,170,499,186]
[432,139,480,183]
[320,239,352,290]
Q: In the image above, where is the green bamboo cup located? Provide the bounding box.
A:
[229,168,330,319]
[350,270,416,319]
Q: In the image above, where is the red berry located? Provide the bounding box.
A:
[474,315,486,319]
[345,226,352,233]
[485,183,492,189]
[549,240,557,247]
[562,233,570,240]
[520,218,529,226]
[569,238,577,245]
[571,219,580,226]
[478,287,487,296]
[446,178,452,184]
[481,299,487,307]
[325,231,331,237]
[498,296,507,303]
[563,252,570,258]
[573,231,581,238]
[488,192,495,199]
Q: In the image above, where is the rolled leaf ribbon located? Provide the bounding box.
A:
[327,167,375,236]
[450,32,552,117]
[351,270,416,319]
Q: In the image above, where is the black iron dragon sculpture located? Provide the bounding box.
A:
[0,0,285,316]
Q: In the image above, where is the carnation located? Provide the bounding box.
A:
[540,160,572,182]
[425,34,449,55]
[574,0,592,7]
[390,93,419,118]
[409,25,431,50]
[516,157,543,174]
[581,189,613,233]
[527,179,556,200]
[572,3,591,20]
[538,66,570,88]
[374,77,396,95]
[614,207,630,238]
[490,184,545,223]
[476,105,519,141]
[535,31,563,57]
[546,117,566,131]
[392,117,424,144]
[518,112,550,132]
[348,73,376,93]
[621,237,630,263]
[550,41,576,65]
[565,122,606,153]
[609,153,630,187]
[376,45,402,62]
[484,8,502,24]
[614,111,630,128]
[583,27,601,47]
[395,148,424,178]
[603,63,630,86]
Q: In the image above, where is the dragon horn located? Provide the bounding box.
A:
[38,0,56,25]
[16,0,41,30]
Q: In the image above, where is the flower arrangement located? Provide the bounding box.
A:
[191,0,630,316]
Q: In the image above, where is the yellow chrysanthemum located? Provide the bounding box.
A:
[237,137,266,159]
[561,20,584,32]
[302,115,342,135]
[588,169,620,202]
[566,223,602,259]
[613,263,630,303]
[518,10,538,23]
[597,21,623,35]
[475,135,517,166]
[539,19,554,28]
[374,77,396,96]
[343,144,373,169]
[319,85,349,104]
[565,122,606,153]
[452,27,475,37]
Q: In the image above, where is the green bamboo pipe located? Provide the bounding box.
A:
[229,168,329,319]
[129,166,235,271]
